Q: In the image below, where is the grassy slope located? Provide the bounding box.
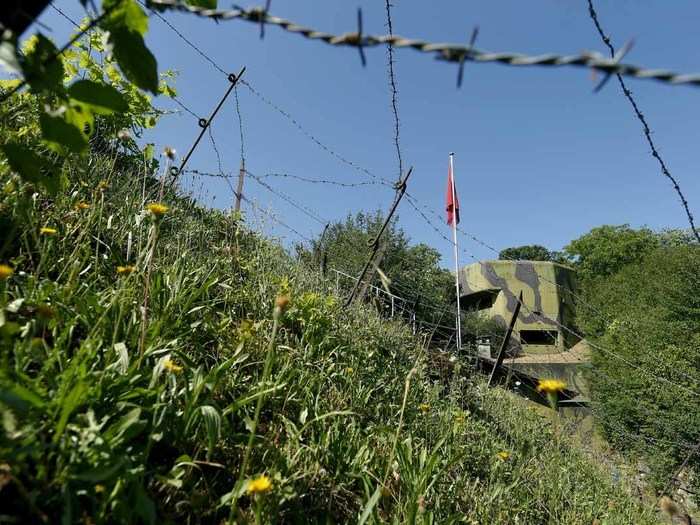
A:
[0,145,661,524]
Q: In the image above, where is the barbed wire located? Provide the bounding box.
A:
[244,168,328,226]
[586,0,699,243]
[50,3,81,27]
[256,172,383,188]
[384,0,404,181]
[147,0,700,89]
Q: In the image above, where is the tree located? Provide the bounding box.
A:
[299,211,454,326]
[578,245,700,490]
[498,245,553,262]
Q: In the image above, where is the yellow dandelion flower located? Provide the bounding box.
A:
[345,367,354,374]
[246,475,272,495]
[419,403,430,413]
[0,264,14,280]
[95,484,105,494]
[40,227,57,236]
[75,202,90,210]
[536,379,567,394]
[116,265,136,275]
[146,202,169,216]
[163,358,183,373]
[97,180,109,192]
[496,451,510,461]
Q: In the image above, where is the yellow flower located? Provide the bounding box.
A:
[246,475,272,495]
[0,264,13,280]
[146,202,169,216]
[345,367,354,374]
[419,403,430,413]
[95,484,105,494]
[275,295,290,311]
[97,180,109,192]
[40,227,57,236]
[75,202,90,210]
[496,451,510,461]
[163,358,183,373]
[536,379,567,394]
[116,265,136,275]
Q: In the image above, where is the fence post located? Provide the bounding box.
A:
[234,158,246,213]
[487,291,523,387]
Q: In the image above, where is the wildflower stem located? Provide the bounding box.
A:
[228,308,281,523]
[383,365,417,489]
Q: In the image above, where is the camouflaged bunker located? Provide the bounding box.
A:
[458,260,589,400]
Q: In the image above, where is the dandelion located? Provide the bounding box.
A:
[116,265,135,275]
[95,484,105,494]
[536,379,567,394]
[419,403,430,413]
[246,475,272,495]
[97,180,109,192]
[75,201,90,211]
[496,451,510,461]
[345,367,354,375]
[146,202,169,216]
[0,264,13,280]
[40,227,57,236]
[163,358,183,373]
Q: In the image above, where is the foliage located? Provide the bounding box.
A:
[575,244,700,490]
[563,224,660,284]
[299,211,454,327]
[498,244,553,262]
[0,82,658,523]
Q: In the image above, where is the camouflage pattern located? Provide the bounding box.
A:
[459,260,588,397]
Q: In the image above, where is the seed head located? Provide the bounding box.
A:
[117,129,131,142]
[163,146,176,160]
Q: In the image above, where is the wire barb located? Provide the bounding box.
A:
[147,0,700,89]
[586,0,700,242]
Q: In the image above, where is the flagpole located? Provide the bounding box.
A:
[449,153,462,354]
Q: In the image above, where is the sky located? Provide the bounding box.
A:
[30,0,700,268]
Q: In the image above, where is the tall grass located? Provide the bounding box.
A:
[0,142,661,523]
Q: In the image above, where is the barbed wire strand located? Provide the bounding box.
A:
[586,0,699,243]
[384,0,404,181]
[147,0,700,89]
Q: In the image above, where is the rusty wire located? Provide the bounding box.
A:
[586,0,699,242]
[147,0,700,88]
[256,172,384,188]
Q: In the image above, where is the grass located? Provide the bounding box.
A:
[0,144,662,524]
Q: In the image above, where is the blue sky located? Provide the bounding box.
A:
[35,1,700,267]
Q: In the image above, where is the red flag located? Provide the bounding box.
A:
[446,161,460,226]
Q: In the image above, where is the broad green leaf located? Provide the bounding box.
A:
[68,80,128,115]
[0,142,61,195]
[103,0,149,35]
[65,102,95,140]
[53,381,88,443]
[22,34,65,94]
[40,112,88,154]
[186,0,218,8]
[109,29,158,94]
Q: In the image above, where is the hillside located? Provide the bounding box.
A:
[0,127,663,523]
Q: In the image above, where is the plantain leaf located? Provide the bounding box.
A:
[68,80,128,115]
[108,28,158,94]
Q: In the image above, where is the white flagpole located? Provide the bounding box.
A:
[449,153,462,353]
